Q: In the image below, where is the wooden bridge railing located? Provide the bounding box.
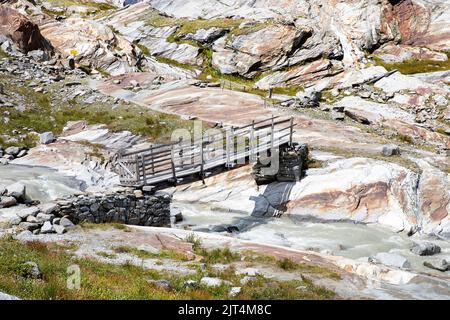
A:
[115,116,295,186]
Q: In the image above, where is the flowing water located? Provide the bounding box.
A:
[174,202,450,277]
[0,164,84,202]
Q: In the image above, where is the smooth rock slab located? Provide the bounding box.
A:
[370,252,411,269]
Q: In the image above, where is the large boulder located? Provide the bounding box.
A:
[212,24,311,77]
[6,182,26,201]
[39,18,141,76]
[0,6,53,53]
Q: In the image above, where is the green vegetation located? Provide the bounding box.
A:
[79,222,130,231]
[0,48,11,60]
[134,42,151,56]
[154,56,196,71]
[0,236,336,300]
[113,246,189,261]
[373,54,450,74]
[0,75,195,148]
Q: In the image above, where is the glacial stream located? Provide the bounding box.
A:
[173,202,450,278]
[0,164,83,202]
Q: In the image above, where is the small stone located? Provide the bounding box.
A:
[133,190,143,198]
[9,216,22,225]
[38,203,58,215]
[36,212,54,223]
[39,132,55,144]
[0,196,17,208]
[170,208,183,223]
[59,217,75,229]
[240,276,256,285]
[182,280,198,289]
[423,259,449,272]
[53,224,67,235]
[5,146,19,156]
[147,279,172,290]
[16,149,27,158]
[40,221,54,234]
[382,144,401,157]
[18,222,41,231]
[229,287,241,297]
[53,217,61,225]
[331,111,345,121]
[411,242,441,256]
[23,261,42,279]
[200,277,226,287]
[16,206,39,219]
[6,182,26,200]
[26,215,39,223]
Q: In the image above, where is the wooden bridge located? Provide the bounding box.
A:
[114,116,296,186]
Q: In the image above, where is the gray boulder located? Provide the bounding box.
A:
[369,252,411,269]
[7,182,26,200]
[0,196,17,208]
[40,221,54,234]
[39,132,55,145]
[53,224,67,235]
[382,144,401,157]
[411,242,441,256]
[16,206,39,219]
[5,146,19,157]
[200,277,230,287]
[38,203,58,215]
[36,212,54,223]
[18,222,41,231]
[9,215,22,225]
[59,217,75,229]
[424,259,449,272]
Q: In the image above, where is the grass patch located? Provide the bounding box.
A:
[113,246,189,261]
[373,54,450,74]
[79,222,130,232]
[0,47,12,60]
[177,18,245,36]
[0,237,337,300]
[0,74,195,148]
[134,42,151,56]
[154,56,197,71]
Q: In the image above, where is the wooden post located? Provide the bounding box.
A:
[140,154,146,185]
[134,154,140,184]
[250,120,255,162]
[270,115,275,149]
[150,148,155,174]
[226,126,234,168]
[289,117,294,147]
[171,145,177,186]
[199,140,205,184]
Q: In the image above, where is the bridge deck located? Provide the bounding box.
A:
[114,116,295,186]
